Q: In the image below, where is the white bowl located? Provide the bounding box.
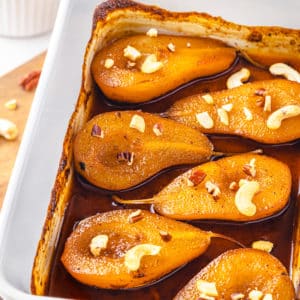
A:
[0,0,60,37]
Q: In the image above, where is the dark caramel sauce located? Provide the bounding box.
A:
[46,55,300,299]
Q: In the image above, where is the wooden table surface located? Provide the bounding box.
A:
[0,52,46,208]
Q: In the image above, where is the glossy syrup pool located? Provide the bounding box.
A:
[46,55,300,299]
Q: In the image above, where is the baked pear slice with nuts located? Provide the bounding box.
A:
[91,35,236,103]
[166,78,300,144]
[114,154,291,222]
[61,209,242,289]
[174,248,295,300]
[73,111,213,191]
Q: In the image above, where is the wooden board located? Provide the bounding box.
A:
[0,52,46,208]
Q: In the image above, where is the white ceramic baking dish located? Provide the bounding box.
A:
[0,0,299,299]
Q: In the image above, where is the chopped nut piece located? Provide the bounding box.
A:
[91,124,104,138]
[231,293,245,300]
[196,112,214,129]
[202,93,214,104]
[89,234,109,257]
[0,118,18,140]
[140,54,163,74]
[235,180,260,216]
[255,88,266,96]
[104,58,114,69]
[198,294,215,300]
[167,42,176,52]
[269,63,300,83]
[217,108,229,125]
[159,230,172,242]
[226,68,250,89]
[123,45,141,61]
[128,210,143,223]
[196,279,218,297]
[153,123,163,136]
[248,290,263,300]
[146,28,158,37]
[188,169,206,186]
[117,151,135,166]
[229,181,238,191]
[264,95,272,112]
[263,294,273,300]
[185,178,195,187]
[186,42,191,48]
[251,240,274,252]
[124,244,161,271]
[205,181,221,199]
[243,158,256,177]
[127,61,136,68]
[130,114,146,133]
[243,107,253,121]
[222,103,233,112]
[267,105,300,130]
[4,99,17,110]
[19,70,41,91]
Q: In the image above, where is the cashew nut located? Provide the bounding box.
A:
[0,118,18,140]
[217,107,229,125]
[235,180,260,216]
[248,290,263,300]
[89,234,109,257]
[130,114,146,133]
[269,63,300,83]
[266,105,300,130]
[251,240,274,253]
[201,93,214,104]
[263,95,272,112]
[196,112,214,129]
[226,68,250,89]
[124,243,161,271]
[196,279,218,297]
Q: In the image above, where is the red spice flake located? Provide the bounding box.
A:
[19,70,41,91]
[91,124,104,138]
[188,169,206,186]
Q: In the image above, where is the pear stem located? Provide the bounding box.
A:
[113,195,156,205]
[210,232,246,248]
[212,148,263,158]
[238,49,268,70]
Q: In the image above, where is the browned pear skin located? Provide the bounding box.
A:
[73,111,213,191]
[91,35,236,103]
[117,154,291,221]
[174,248,295,300]
[61,209,213,289]
[167,79,300,144]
